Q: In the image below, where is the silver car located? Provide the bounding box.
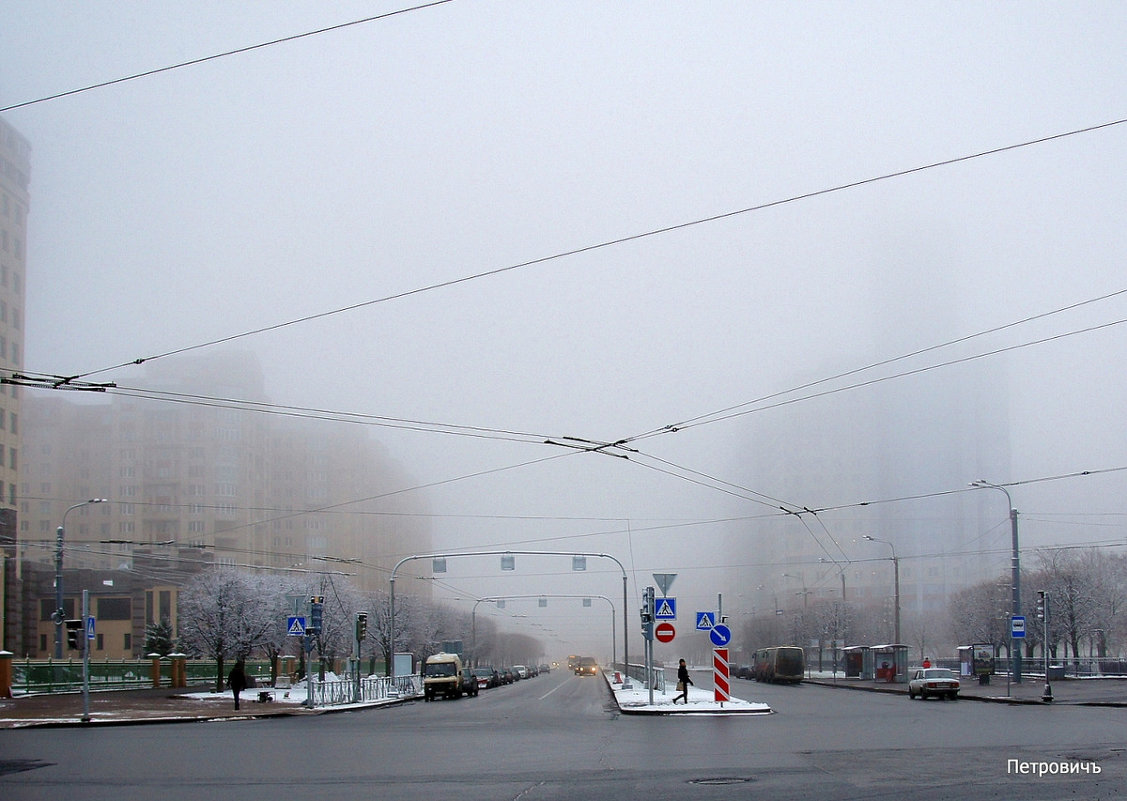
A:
[908,668,960,700]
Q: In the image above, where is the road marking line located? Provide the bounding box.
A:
[539,681,569,701]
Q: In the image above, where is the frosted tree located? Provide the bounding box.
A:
[178,568,285,692]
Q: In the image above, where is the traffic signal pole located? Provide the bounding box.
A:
[640,586,655,706]
[82,590,91,723]
[1038,591,1053,703]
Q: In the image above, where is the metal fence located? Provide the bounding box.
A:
[617,661,667,692]
[10,658,273,695]
[307,674,420,706]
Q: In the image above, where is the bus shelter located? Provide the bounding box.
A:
[871,644,909,683]
[842,645,872,680]
[958,644,995,684]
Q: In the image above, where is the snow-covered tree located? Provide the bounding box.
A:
[178,568,286,691]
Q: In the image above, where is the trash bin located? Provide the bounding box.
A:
[1048,665,1066,681]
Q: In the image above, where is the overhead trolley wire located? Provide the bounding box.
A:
[0,1,457,113]
[61,117,1127,382]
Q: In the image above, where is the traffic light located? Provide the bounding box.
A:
[356,611,368,641]
[640,587,655,640]
[309,596,324,634]
[1036,590,1047,621]
[65,619,84,651]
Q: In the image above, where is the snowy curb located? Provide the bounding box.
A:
[602,671,773,716]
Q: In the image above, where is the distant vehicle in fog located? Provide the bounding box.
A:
[753,646,804,683]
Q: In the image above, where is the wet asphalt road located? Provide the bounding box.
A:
[1,670,1122,800]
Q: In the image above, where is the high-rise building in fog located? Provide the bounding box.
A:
[21,352,432,584]
[0,119,28,514]
[17,351,432,654]
[727,360,1012,655]
[0,117,30,651]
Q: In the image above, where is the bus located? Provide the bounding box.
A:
[753,646,805,683]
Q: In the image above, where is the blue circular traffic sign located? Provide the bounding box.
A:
[709,623,732,647]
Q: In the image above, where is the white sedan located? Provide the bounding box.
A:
[908,668,960,700]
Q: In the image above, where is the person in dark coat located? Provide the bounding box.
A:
[227,660,248,710]
[673,658,693,704]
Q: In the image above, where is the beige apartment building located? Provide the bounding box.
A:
[0,117,30,652]
[16,351,431,656]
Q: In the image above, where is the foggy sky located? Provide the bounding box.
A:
[2,2,1126,656]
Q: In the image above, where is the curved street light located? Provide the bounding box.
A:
[55,498,108,658]
[862,535,900,645]
[781,573,811,609]
[389,550,628,679]
[471,594,617,666]
[970,479,1022,683]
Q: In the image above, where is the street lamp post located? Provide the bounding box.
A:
[819,558,847,601]
[862,535,900,645]
[55,499,107,658]
[782,573,810,609]
[971,480,1022,684]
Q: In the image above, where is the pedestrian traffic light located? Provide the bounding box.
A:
[65,619,84,651]
[1036,590,1046,621]
[356,611,368,641]
[309,597,324,634]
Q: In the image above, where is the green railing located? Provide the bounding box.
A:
[10,658,274,695]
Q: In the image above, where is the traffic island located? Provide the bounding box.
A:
[604,671,773,715]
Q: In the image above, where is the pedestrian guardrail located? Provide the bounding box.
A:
[10,657,271,695]
[306,673,421,706]
[617,661,666,692]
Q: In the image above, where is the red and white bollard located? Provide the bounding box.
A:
[713,648,730,703]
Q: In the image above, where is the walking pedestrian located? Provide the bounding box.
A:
[228,660,248,710]
[673,658,693,704]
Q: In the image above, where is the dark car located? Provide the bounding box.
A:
[472,667,499,689]
[575,657,598,676]
[497,667,514,685]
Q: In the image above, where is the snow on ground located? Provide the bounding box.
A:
[606,672,773,715]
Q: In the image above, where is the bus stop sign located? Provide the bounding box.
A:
[1011,615,1026,638]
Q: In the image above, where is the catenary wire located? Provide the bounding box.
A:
[69,117,1127,380]
[0,1,456,113]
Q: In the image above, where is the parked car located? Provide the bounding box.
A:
[423,652,478,701]
[512,665,529,679]
[908,668,960,700]
[497,667,515,685]
[472,667,499,689]
[539,663,551,675]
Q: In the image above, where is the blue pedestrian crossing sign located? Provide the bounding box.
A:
[288,616,307,637]
[696,611,716,630]
[86,616,96,641]
[655,597,677,620]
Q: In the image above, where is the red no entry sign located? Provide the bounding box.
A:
[655,622,676,643]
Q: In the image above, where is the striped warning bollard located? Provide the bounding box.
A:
[713,647,730,703]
